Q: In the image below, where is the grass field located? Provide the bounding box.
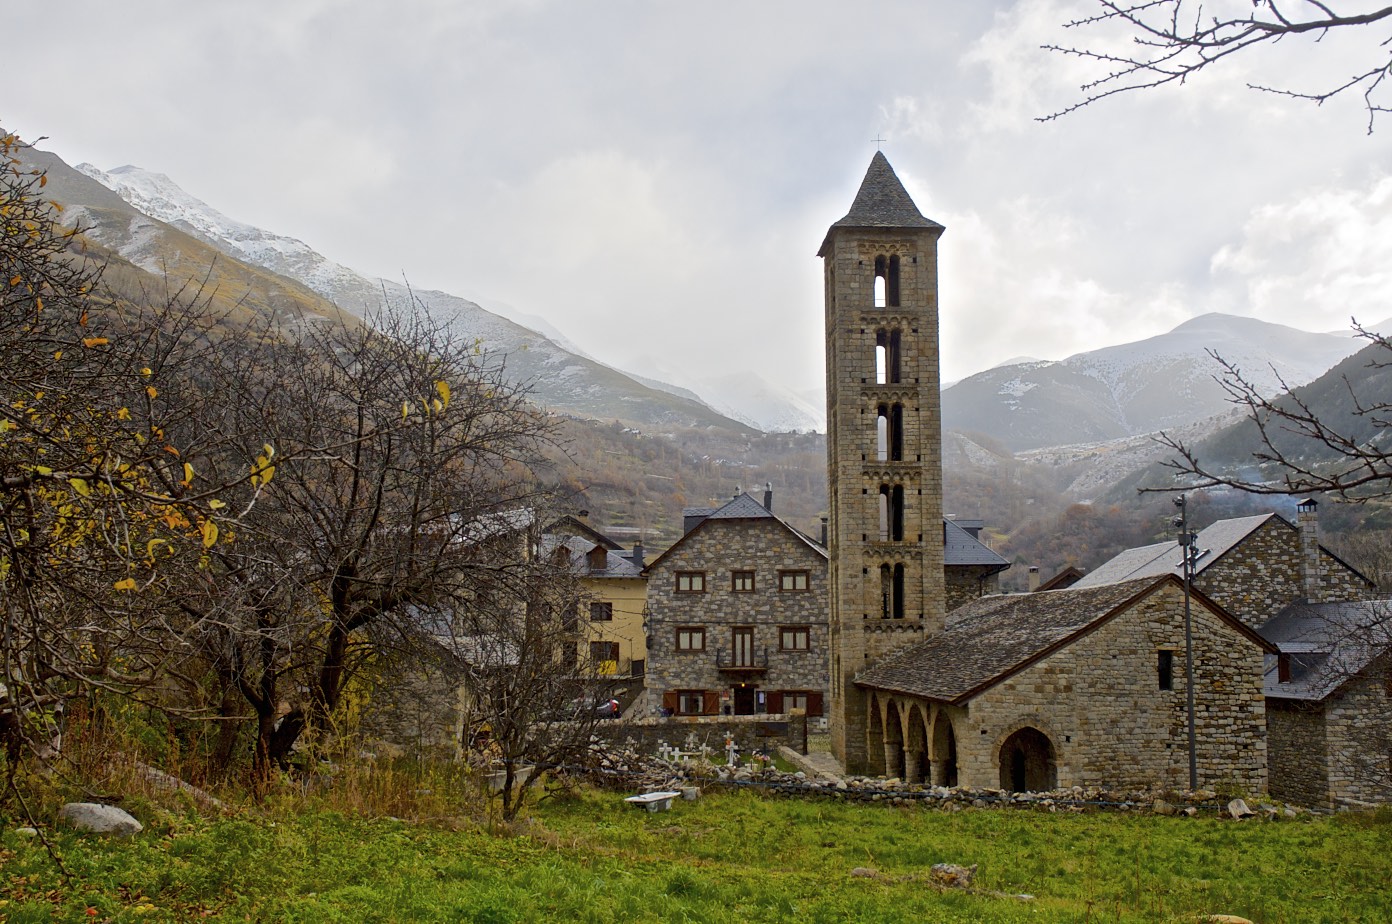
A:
[2,788,1389,922]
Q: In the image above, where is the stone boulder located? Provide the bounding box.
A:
[58,803,142,836]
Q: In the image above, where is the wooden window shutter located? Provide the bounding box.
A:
[765,691,783,714]
[662,690,678,713]
[703,691,720,716]
[807,692,824,717]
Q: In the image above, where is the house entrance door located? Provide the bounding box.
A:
[732,685,756,715]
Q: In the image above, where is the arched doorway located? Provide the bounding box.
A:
[998,727,1056,792]
[883,701,906,780]
[866,696,887,776]
[931,714,958,787]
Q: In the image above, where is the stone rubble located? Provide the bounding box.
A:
[573,738,1307,817]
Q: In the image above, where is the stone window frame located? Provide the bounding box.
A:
[1157,649,1175,691]
[779,569,811,592]
[731,570,756,593]
[589,601,613,622]
[779,625,811,652]
[676,626,706,652]
[675,571,707,593]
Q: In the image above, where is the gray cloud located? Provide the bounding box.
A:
[9,0,1390,391]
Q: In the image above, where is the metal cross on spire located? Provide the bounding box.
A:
[872,134,887,150]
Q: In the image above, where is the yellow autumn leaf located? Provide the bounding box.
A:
[69,477,90,497]
[402,401,410,420]
[52,350,62,361]
[431,398,443,414]
[208,499,227,510]
[182,462,195,484]
[140,367,152,377]
[146,539,168,557]
[33,465,52,476]
[116,407,131,420]
[82,337,109,348]
[435,380,451,408]
[201,519,219,548]
[146,386,158,399]
[114,578,137,591]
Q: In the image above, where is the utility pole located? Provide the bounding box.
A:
[1173,494,1198,791]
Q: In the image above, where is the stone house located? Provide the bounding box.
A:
[1070,501,1373,629]
[543,515,648,681]
[1260,600,1392,810]
[855,574,1275,792]
[644,491,830,717]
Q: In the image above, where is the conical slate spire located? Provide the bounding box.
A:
[835,151,941,230]
[819,152,942,255]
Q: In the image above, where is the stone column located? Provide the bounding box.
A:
[905,749,923,783]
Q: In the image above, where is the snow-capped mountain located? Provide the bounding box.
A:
[75,163,813,432]
[943,313,1365,452]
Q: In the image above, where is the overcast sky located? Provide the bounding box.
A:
[8,0,1392,396]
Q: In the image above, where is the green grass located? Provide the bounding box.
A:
[2,790,1390,922]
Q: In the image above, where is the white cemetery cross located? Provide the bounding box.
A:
[725,736,739,768]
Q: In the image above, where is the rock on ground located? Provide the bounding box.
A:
[58,803,142,836]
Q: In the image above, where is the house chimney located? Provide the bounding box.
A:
[1297,498,1322,603]
[1027,566,1040,593]
[820,516,829,546]
[577,510,589,520]
[630,540,645,569]
[763,482,773,511]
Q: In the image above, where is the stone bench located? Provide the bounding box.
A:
[625,790,683,812]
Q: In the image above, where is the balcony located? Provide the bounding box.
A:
[715,647,769,674]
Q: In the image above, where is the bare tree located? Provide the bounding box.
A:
[169,301,562,784]
[1044,2,1392,132]
[1152,326,1392,500]
[451,544,614,822]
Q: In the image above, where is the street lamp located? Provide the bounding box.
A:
[1172,495,1198,791]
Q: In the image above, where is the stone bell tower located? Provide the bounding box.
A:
[821,152,946,772]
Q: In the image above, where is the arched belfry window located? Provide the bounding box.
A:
[875,403,904,462]
[875,329,902,385]
[879,562,905,619]
[878,484,904,542]
[873,254,901,309]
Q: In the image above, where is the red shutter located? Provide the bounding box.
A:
[765,691,783,714]
[662,690,678,714]
[807,692,824,717]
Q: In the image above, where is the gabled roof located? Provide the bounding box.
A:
[1037,565,1086,592]
[1072,512,1374,591]
[857,574,1273,704]
[1072,514,1279,588]
[1260,601,1391,701]
[818,152,943,256]
[645,493,827,573]
[547,514,624,551]
[540,534,644,579]
[944,518,1010,571]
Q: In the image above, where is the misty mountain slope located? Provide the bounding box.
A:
[74,163,768,434]
[74,163,755,432]
[943,313,1363,452]
[1182,336,1392,484]
[21,147,351,330]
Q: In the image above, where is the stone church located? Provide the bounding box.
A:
[822,154,1276,791]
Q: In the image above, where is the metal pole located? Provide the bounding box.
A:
[1175,495,1198,791]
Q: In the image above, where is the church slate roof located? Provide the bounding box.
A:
[1260,601,1390,701]
[857,574,1271,703]
[817,152,943,256]
[1071,514,1279,588]
[943,518,1010,570]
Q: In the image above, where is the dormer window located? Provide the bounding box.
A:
[586,546,608,572]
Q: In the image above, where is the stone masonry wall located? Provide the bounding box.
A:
[1198,518,1369,628]
[1324,653,1392,809]
[1267,699,1329,808]
[945,566,1000,612]
[645,517,828,715]
[955,583,1268,793]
